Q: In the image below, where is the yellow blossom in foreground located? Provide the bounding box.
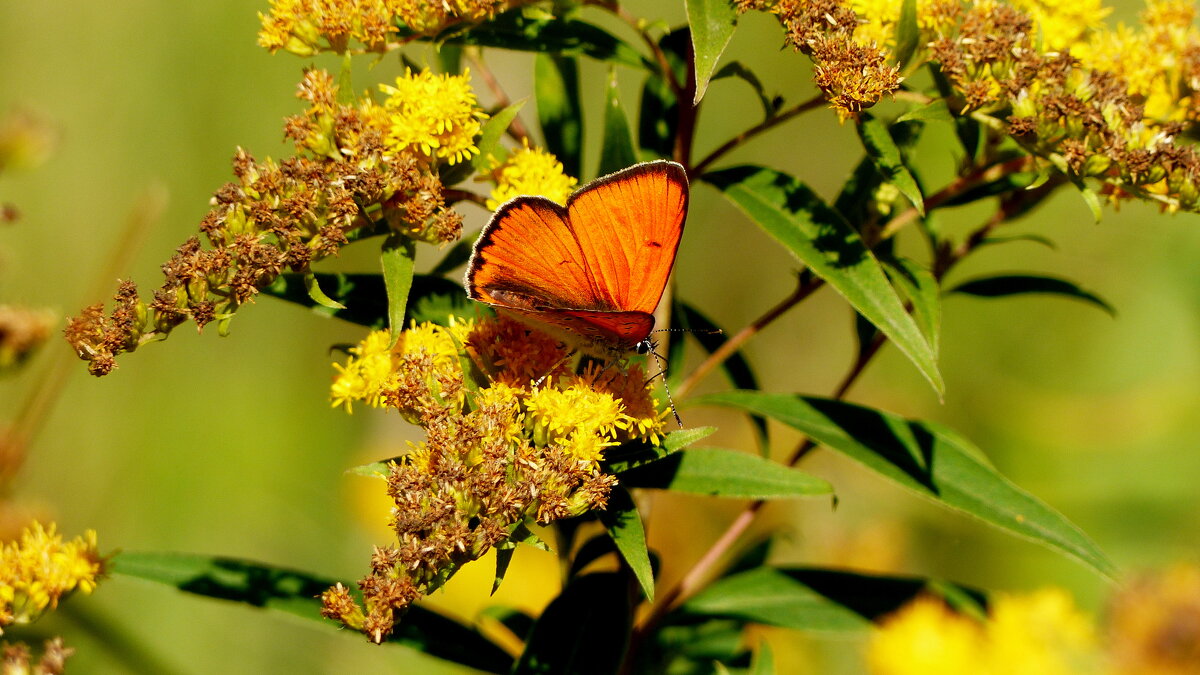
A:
[868,590,1099,675]
[486,144,578,210]
[0,522,105,631]
[1011,0,1111,50]
[325,316,668,642]
[380,69,487,165]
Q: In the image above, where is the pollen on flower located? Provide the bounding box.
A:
[0,522,105,631]
[325,316,672,642]
[380,69,488,166]
[486,143,579,210]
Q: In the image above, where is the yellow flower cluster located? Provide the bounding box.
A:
[485,143,579,210]
[380,69,488,166]
[1074,0,1200,122]
[325,316,667,642]
[1108,564,1200,674]
[0,522,105,631]
[258,0,520,55]
[869,590,1098,674]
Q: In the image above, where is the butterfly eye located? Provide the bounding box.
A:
[636,339,653,355]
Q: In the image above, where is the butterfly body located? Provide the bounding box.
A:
[465,160,689,358]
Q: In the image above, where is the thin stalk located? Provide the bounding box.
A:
[692,95,826,175]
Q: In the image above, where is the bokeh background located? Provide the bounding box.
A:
[1,1,1197,672]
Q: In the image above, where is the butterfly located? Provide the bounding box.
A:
[465,160,689,359]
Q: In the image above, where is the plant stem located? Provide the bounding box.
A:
[692,95,826,175]
[675,274,825,400]
[467,51,531,144]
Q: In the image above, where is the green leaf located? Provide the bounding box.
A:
[436,10,651,69]
[569,534,619,578]
[703,166,943,395]
[645,618,749,673]
[382,234,417,345]
[948,274,1115,316]
[472,99,527,173]
[534,54,583,178]
[303,272,346,310]
[513,573,632,675]
[892,0,920,69]
[638,29,688,159]
[885,257,942,357]
[619,448,833,499]
[428,238,475,279]
[113,552,513,672]
[346,456,399,478]
[599,486,655,602]
[681,566,986,632]
[436,44,462,74]
[494,521,549,595]
[712,61,779,121]
[687,0,738,104]
[751,641,776,675]
[263,273,466,329]
[895,99,954,124]
[598,68,637,177]
[978,233,1057,250]
[672,301,767,451]
[603,426,716,474]
[942,170,1039,207]
[693,392,1117,578]
[857,112,925,216]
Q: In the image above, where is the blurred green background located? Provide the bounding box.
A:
[1,1,1197,672]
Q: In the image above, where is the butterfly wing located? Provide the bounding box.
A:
[465,160,688,354]
[565,161,689,315]
[466,197,606,310]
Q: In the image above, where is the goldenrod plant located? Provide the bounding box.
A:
[0,0,1196,671]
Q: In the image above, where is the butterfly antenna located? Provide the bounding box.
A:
[642,339,683,428]
[535,349,576,387]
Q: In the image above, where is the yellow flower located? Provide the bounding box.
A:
[524,384,624,465]
[380,69,488,165]
[1011,0,1111,51]
[868,590,1100,675]
[486,143,578,210]
[0,522,105,630]
[868,596,984,675]
[985,589,1098,674]
[331,322,467,414]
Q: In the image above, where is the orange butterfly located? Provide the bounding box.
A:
[465,160,689,359]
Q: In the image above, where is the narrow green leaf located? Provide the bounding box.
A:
[569,534,619,578]
[473,99,527,173]
[436,11,651,69]
[263,273,466,329]
[513,573,632,675]
[648,619,749,672]
[672,301,767,451]
[948,274,1115,316]
[681,566,986,632]
[382,234,417,346]
[712,61,779,121]
[603,426,716,474]
[599,487,655,602]
[619,448,833,499]
[892,0,920,69]
[895,99,954,124]
[479,605,535,642]
[303,272,346,310]
[113,552,513,671]
[686,0,738,104]
[751,641,776,675]
[534,54,583,178]
[436,44,462,74]
[494,521,549,595]
[942,170,1038,207]
[857,112,925,216]
[979,233,1057,250]
[346,457,400,478]
[428,238,475,279]
[703,166,943,395]
[886,257,942,357]
[599,69,637,178]
[694,392,1117,578]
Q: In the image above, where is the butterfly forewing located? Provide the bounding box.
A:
[466,198,605,310]
[465,160,689,355]
[566,162,689,315]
